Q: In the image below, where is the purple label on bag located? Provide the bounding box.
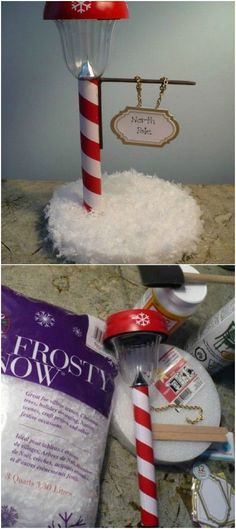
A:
[1,286,118,418]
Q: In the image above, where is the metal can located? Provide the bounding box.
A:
[185,297,235,373]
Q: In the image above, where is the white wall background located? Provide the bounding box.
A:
[2,1,235,183]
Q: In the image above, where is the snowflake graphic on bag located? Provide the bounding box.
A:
[1,505,18,528]
[72,327,83,338]
[71,2,91,14]
[48,511,85,528]
[34,311,55,328]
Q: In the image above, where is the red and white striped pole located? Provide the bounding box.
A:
[132,374,159,528]
[103,309,167,527]
[79,79,102,212]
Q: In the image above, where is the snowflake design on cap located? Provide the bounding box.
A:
[71,1,91,14]
[73,327,83,338]
[1,505,18,527]
[35,311,55,328]
[131,312,150,327]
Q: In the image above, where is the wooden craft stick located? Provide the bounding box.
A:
[152,424,228,442]
[184,272,234,285]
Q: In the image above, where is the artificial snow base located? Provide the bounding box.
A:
[45,170,203,264]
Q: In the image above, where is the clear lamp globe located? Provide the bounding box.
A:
[56,20,116,78]
[109,333,162,386]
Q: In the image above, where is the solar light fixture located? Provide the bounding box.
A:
[103,309,168,527]
[44,1,129,210]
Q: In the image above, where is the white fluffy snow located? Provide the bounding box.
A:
[45,170,203,263]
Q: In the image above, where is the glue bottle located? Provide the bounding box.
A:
[134,265,207,335]
[185,298,235,374]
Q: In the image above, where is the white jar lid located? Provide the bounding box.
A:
[156,265,207,315]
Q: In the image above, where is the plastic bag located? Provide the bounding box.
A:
[1,286,117,528]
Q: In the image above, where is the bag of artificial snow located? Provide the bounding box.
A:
[1,286,117,528]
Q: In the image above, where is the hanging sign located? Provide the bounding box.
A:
[111,106,179,147]
[110,76,180,147]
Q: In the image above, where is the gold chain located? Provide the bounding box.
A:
[135,75,142,108]
[151,403,204,424]
[135,76,169,109]
[155,77,168,109]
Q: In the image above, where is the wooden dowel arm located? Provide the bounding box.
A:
[100,77,196,86]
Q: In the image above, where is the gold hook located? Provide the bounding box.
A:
[135,75,142,108]
[155,77,169,109]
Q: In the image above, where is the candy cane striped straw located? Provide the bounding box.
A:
[132,374,158,527]
[78,79,102,212]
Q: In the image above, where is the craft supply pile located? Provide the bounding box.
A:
[1,266,235,527]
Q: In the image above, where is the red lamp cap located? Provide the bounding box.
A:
[44,1,129,20]
[103,309,168,344]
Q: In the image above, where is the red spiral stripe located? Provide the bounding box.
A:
[79,80,102,211]
[132,385,159,527]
